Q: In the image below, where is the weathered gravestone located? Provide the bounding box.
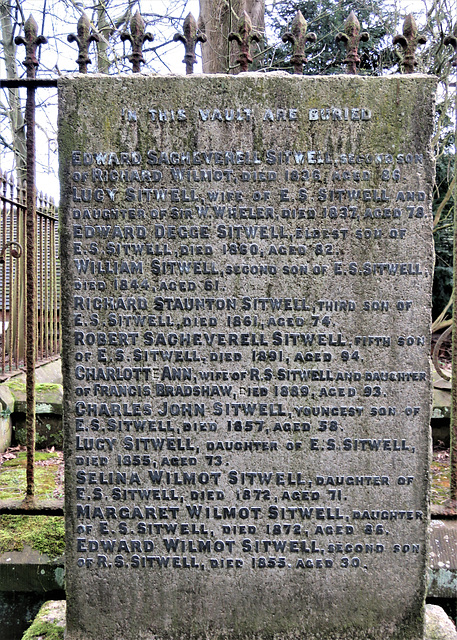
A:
[58,73,436,640]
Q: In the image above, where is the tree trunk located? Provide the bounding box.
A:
[0,0,27,181]
[94,1,136,73]
[199,0,264,74]
[96,1,112,73]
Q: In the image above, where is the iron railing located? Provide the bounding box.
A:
[0,168,60,379]
[0,9,454,512]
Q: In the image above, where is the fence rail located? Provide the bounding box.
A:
[0,8,455,509]
[0,169,60,379]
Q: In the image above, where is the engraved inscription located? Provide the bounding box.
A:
[59,74,434,640]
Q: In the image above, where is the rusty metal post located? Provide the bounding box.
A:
[173,13,207,75]
[445,25,457,502]
[228,11,260,73]
[336,11,369,75]
[393,14,427,74]
[0,171,6,374]
[14,14,47,504]
[282,11,316,75]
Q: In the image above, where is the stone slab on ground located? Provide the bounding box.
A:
[0,383,14,451]
[1,359,63,415]
[4,358,62,389]
[0,546,64,593]
[429,520,457,598]
[6,380,63,415]
[34,360,63,386]
[5,359,63,387]
[0,360,63,452]
[0,360,64,450]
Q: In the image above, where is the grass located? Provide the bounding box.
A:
[0,514,65,557]
[3,450,58,467]
[0,450,63,500]
[6,381,61,394]
[22,602,65,640]
[0,448,65,558]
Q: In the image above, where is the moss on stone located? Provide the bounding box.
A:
[5,380,62,400]
[35,383,62,393]
[0,515,65,557]
[22,601,66,640]
[23,621,64,640]
[6,379,26,394]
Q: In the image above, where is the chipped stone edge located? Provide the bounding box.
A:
[425,604,457,640]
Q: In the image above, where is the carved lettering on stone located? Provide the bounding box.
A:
[59,73,435,640]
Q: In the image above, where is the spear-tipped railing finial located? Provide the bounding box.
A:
[282,10,316,74]
[173,12,207,75]
[14,14,47,79]
[121,10,154,73]
[393,14,427,73]
[228,10,260,73]
[68,13,100,73]
[335,11,369,75]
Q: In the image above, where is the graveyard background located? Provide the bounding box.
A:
[0,0,456,639]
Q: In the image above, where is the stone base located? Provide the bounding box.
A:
[20,602,457,640]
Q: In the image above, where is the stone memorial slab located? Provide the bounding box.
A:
[58,73,436,640]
